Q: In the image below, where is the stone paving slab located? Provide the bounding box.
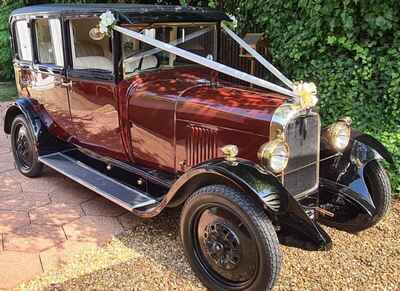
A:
[81,197,127,217]
[0,251,42,289]
[3,224,67,253]
[0,191,50,211]
[30,203,83,226]
[0,210,30,233]
[63,215,124,245]
[0,102,138,288]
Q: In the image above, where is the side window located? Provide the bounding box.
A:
[69,19,113,72]
[34,19,64,66]
[15,20,32,62]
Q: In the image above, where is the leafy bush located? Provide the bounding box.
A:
[0,1,23,81]
[1,0,398,191]
[224,0,400,193]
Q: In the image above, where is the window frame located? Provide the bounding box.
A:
[12,18,34,63]
[32,17,65,67]
[65,15,115,82]
[121,22,218,80]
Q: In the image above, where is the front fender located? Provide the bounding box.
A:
[168,158,331,250]
[319,128,393,230]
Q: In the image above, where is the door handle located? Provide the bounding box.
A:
[61,81,72,88]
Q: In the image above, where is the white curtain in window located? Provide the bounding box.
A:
[16,20,32,61]
[49,19,64,66]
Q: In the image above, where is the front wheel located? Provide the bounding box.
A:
[180,185,281,291]
[11,115,43,177]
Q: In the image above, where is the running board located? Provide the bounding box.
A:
[38,152,158,211]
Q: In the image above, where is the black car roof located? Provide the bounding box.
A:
[10,4,230,24]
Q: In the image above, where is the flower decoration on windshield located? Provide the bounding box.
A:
[293,81,318,109]
[99,10,116,36]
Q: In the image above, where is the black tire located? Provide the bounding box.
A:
[11,114,43,177]
[180,185,281,291]
[351,160,391,232]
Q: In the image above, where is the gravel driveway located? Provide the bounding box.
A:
[21,202,400,290]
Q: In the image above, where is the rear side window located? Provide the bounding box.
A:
[15,20,32,62]
[35,19,64,66]
[69,18,113,72]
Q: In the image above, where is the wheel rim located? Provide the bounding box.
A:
[192,204,259,288]
[14,124,34,170]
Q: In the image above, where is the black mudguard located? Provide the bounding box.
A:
[168,158,332,250]
[3,98,68,155]
[319,129,394,231]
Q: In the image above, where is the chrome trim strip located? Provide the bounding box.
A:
[270,102,321,198]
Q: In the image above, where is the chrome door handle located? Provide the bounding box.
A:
[61,81,72,88]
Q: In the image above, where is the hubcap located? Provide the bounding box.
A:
[193,205,259,286]
[203,223,241,270]
[14,125,33,169]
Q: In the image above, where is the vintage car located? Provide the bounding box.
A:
[4,4,394,291]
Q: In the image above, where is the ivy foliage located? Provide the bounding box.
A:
[224,0,400,192]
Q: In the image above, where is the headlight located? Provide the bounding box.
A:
[258,139,289,173]
[325,118,351,152]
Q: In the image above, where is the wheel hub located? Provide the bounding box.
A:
[203,223,241,270]
[15,126,33,169]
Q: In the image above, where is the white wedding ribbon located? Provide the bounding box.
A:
[221,23,294,89]
[114,25,297,98]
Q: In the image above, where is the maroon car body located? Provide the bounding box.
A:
[4,4,394,291]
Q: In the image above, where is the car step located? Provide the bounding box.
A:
[38,152,158,211]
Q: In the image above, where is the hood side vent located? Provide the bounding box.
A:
[186,125,218,167]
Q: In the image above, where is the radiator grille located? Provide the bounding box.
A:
[186,125,218,167]
[284,114,319,196]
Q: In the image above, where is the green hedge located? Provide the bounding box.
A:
[1,0,398,191]
[224,0,400,192]
[0,1,22,81]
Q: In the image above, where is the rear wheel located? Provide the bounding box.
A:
[180,185,281,291]
[11,115,43,177]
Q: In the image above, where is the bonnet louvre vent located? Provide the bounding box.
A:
[186,125,218,167]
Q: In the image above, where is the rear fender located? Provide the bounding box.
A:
[168,158,332,250]
[3,98,68,155]
[4,98,43,138]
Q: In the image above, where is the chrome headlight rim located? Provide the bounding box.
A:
[258,138,290,174]
[326,119,351,152]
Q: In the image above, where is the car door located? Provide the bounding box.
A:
[66,17,127,161]
[28,17,74,139]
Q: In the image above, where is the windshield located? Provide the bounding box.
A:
[122,23,217,78]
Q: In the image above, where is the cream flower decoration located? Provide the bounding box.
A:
[293,81,318,108]
[99,10,116,35]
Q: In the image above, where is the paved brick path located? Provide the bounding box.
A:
[0,102,135,289]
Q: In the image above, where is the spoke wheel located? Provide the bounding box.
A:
[181,185,281,291]
[194,204,259,287]
[14,125,34,170]
[11,115,43,177]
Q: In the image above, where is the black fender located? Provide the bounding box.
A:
[319,128,394,231]
[3,98,69,155]
[4,98,44,138]
[168,158,331,250]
